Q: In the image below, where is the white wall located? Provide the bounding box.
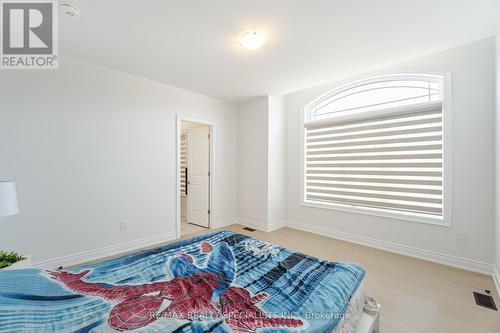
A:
[237,96,287,231]
[0,56,238,264]
[237,97,269,227]
[495,35,500,284]
[267,96,286,228]
[285,38,496,266]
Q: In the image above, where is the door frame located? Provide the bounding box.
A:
[176,115,214,239]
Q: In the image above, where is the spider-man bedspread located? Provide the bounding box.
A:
[0,231,365,333]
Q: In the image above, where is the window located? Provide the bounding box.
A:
[303,74,449,225]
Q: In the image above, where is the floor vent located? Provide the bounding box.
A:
[473,291,497,311]
[242,227,256,232]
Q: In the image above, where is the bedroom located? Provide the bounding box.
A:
[0,1,499,332]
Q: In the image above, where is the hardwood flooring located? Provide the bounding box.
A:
[203,224,500,333]
[73,223,500,332]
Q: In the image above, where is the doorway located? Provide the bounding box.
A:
[177,118,213,237]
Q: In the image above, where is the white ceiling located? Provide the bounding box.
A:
[60,0,500,104]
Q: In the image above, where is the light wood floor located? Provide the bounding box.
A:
[189,224,500,333]
[181,219,207,235]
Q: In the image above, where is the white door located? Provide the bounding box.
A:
[187,126,210,227]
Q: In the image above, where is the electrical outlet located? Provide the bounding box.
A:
[120,221,127,231]
[457,232,468,244]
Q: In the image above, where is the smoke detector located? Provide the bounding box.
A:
[60,2,80,17]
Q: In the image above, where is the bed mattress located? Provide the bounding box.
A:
[0,230,366,333]
[332,282,366,333]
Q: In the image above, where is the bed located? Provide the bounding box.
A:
[0,230,379,333]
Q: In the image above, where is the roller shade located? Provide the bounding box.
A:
[304,103,443,217]
[180,131,187,196]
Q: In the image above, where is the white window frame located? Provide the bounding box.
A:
[300,73,452,227]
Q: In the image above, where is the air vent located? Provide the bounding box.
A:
[473,291,497,311]
[242,227,256,232]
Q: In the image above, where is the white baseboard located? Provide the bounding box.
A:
[286,220,494,276]
[493,266,500,297]
[234,217,496,279]
[28,219,499,289]
[4,256,32,270]
[214,218,238,228]
[268,220,288,232]
[237,218,287,232]
[32,231,177,270]
[238,218,270,232]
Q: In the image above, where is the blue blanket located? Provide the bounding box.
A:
[0,231,365,333]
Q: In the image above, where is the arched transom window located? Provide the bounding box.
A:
[303,74,449,225]
[306,74,443,122]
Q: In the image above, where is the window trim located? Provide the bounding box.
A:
[299,73,452,227]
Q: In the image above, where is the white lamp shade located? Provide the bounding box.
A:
[0,181,18,217]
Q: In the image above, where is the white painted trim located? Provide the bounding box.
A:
[238,218,270,232]
[3,256,31,270]
[441,71,453,228]
[301,200,448,227]
[493,265,500,297]
[286,219,493,275]
[214,218,237,228]
[304,101,443,127]
[234,216,496,288]
[32,231,176,270]
[304,73,446,115]
[238,218,287,232]
[176,116,215,239]
[268,220,287,232]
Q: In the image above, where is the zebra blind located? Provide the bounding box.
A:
[304,103,443,218]
[180,131,187,196]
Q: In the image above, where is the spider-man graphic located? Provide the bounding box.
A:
[49,241,303,332]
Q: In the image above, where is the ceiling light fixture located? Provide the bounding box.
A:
[238,30,267,50]
[60,2,81,17]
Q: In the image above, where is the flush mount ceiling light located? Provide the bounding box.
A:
[60,2,81,17]
[238,30,267,50]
